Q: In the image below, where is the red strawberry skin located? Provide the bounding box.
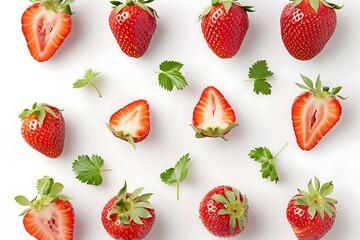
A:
[199,186,247,237]
[201,4,249,58]
[101,195,155,240]
[292,92,342,150]
[24,200,75,240]
[21,3,72,62]
[286,194,336,240]
[280,1,337,60]
[21,106,65,158]
[109,5,156,58]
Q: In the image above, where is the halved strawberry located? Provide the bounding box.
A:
[107,99,150,149]
[191,86,238,140]
[15,176,75,240]
[21,0,74,62]
[292,75,346,150]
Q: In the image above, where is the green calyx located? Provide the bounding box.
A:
[199,0,254,20]
[291,0,343,13]
[295,75,347,100]
[295,177,338,220]
[15,176,72,216]
[190,123,239,141]
[107,182,154,225]
[19,102,60,127]
[212,187,248,232]
[110,0,159,18]
[30,0,74,14]
[106,123,137,150]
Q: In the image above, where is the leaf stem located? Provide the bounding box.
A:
[101,169,112,173]
[176,182,180,200]
[274,142,288,159]
[91,84,102,98]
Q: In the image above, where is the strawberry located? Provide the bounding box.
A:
[101,182,155,240]
[107,99,150,149]
[199,185,249,237]
[280,0,342,60]
[15,176,75,240]
[191,86,238,140]
[19,103,65,158]
[286,177,337,240]
[292,75,345,150]
[21,0,74,62]
[109,0,158,58]
[199,0,254,59]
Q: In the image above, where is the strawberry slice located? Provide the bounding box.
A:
[21,1,74,62]
[191,86,238,140]
[15,176,75,240]
[107,99,150,149]
[292,75,345,150]
[23,200,75,240]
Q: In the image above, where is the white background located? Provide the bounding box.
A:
[1,0,359,239]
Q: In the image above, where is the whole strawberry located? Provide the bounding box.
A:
[109,0,158,58]
[292,75,345,150]
[19,103,65,158]
[280,0,342,60]
[101,182,155,240]
[15,176,75,240]
[22,0,74,62]
[286,177,337,240]
[199,185,249,237]
[199,0,254,58]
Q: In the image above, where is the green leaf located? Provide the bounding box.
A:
[50,182,64,196]
[301,75,314,89]
[253,79,272,95]
[247,60,274,95]
[37,176,53,196]
[248,60,273,79]
[222,1,232,13]
[160,153,190,200]
[73,69,102,97]
[291,0,303,8]
[212,194,229,204]
[157,61,188,92]
[309,0,320,12]
[72,154,111,186]
[248,144,287,183]
[15,196,31,206]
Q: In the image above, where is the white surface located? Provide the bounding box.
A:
[1,0,359,239]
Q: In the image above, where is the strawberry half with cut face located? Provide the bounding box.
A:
[107,99,150,149]
[199,0,254,59]
[286,177,337,240]
[109,0,158,58]
[19,102,65,158]
[21,0,74,62]
[292,75,345,150]
[191,86,238,140]
[15,176,75,240]
[280,0,342,60]
[199,185,249,237]
[101,182,155,240]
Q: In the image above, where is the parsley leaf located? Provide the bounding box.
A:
[160,153,190,200]
[72,155,111,186]
[248,143,287,183]
[157,61,188,91]
[73,69,102,97]
[247,60,274,95]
